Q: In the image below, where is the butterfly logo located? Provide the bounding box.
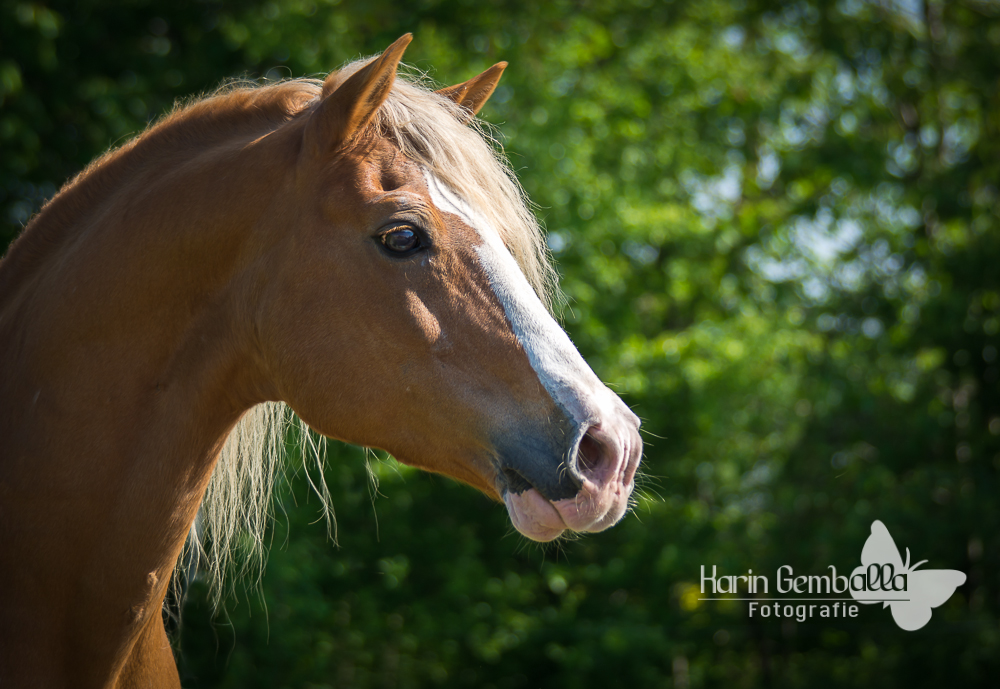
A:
[850,520,966,631]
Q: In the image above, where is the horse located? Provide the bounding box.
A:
[0,34,642,688]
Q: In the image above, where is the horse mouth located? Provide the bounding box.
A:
[499,424,641,542]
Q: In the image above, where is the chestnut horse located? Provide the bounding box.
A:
[0,35,641,688]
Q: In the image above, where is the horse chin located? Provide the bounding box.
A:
[503,479,635,542]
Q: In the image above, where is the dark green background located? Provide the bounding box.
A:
[2,0,998,686]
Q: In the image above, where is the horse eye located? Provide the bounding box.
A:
[380,227,421,255]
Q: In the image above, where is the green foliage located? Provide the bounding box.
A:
[4,0,999,686]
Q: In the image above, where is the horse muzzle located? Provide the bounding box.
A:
[495,403,642,542]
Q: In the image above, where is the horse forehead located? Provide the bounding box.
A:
[353,138,424,191]
[312,146,424,219]
[421,170,494,237]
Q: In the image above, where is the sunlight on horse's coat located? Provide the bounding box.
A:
[0,34,641,688]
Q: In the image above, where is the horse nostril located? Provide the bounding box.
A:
[577,430,601,473]
[574,425,616,484]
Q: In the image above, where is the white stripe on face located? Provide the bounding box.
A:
[423,171,618,426]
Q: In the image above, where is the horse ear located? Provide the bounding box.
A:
[436,62,507,118]
[305,33,412,155]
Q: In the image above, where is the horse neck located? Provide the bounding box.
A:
[0,119,298,684]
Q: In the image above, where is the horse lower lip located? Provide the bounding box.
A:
[503,489,566,541]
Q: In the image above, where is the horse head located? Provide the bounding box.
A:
[250,35,642,541]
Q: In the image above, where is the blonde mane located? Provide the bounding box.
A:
[188,60,559,603]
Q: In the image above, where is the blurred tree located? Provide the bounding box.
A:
[3,0,998,687]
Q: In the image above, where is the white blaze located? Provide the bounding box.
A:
[424,171,616,425]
